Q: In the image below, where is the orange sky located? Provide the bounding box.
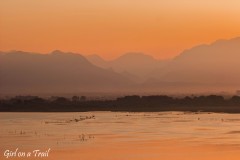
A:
[1,0,240,60]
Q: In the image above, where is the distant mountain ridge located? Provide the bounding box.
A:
[0,50,133,94]
[143,37,240,92]
[1,37,240,94]
[87,52,168,82]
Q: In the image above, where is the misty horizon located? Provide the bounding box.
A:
[1,37,240,96]
[2,1,240,160]
[1,36,240,61]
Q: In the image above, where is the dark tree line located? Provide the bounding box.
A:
[1,95,240,112]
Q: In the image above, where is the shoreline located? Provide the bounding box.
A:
[1,95,240,113]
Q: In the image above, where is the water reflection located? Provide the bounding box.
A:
[1,112,240,159]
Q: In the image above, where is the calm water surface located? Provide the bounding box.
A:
[1,112,240,159]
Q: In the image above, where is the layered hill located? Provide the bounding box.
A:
[87,52,167,82]
[0,50,133,94]
[1,37,240,95]
[145,37,240,92]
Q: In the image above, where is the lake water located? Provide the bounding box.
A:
[1,112,240,160]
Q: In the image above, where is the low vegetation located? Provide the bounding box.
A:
[1,95,240,113]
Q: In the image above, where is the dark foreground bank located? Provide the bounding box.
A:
[1,95,240,113]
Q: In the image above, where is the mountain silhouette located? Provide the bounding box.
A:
[147,37,240,92]
[87,52,166,82]
[0,50,133,94]
[1,37,240,95]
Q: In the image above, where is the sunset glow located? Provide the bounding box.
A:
[1,0,240,60]
[2,2,240,160]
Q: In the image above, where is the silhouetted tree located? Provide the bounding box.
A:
[72,96,80,102]
[80,96,86,101]
[53,97,70,104]
[230,96,240,105]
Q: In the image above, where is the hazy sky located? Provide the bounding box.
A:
[1,0,240,60]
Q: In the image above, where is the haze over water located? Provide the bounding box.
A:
[1,112,240,160]
[1,1,240,159]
